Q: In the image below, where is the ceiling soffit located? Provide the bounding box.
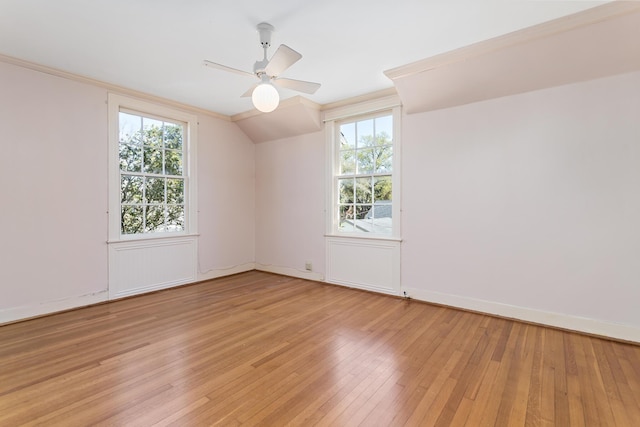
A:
[384,2,640,114]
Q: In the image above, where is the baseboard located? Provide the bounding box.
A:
[1,264,257,325]
[197,262,256,281]
[0,291,109,325]
[255,263,324,282]
[111,278,200,300]
[403,287,640,344]
[326,278,398,296]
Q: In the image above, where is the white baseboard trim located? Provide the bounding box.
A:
[403,287,640,344]
[326,278,398,296]
[197,262,256,282]
[110,278,197,300]
[255,263,324,282]
[1,263,257,325]
[0,291,109,325]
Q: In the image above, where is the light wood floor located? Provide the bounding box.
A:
[1,271,639,426]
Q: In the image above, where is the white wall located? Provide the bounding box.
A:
[197,115,256,279]
[0,62,109,314]
[254,131,325,281]
[0,60,256,322]
[402,71,640,340]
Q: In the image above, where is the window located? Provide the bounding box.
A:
[119,111,186,234]
[328,105,400,238]
[108,94,197,240]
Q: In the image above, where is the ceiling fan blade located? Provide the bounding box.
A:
[273,78,321,94]
[264,45,302,77]
[203,60,255,78]
[241,84,258,98]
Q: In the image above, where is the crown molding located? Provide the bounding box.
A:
[0,53,232,121]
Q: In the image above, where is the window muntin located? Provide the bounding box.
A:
[118,111,186,235]
[336,113,393,235]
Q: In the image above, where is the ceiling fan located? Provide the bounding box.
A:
[203,22,321,113]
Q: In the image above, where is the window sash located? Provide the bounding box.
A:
[332,111,395,237]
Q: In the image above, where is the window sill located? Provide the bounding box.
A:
[108,233,199,244]
[324,233,402,243]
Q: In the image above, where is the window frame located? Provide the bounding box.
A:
[325,102,402,240]
[108,93,198,242]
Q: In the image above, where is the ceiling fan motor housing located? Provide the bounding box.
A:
[253,59,269,75]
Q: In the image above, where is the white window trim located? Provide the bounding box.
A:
[107,93,198,242]
[324,97,402,241]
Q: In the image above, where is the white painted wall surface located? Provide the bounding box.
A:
[0,62,109,316]
[402,71,640,339]
[254,132,325,280]
[197,115,256,279]
[0,61,256,322]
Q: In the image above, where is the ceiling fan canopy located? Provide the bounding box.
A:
[203,22,321,112]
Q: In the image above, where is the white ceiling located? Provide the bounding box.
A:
[0,0,610,116]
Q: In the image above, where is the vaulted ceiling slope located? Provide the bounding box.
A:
[385,1,640,114]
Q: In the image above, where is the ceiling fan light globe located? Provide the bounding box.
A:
[252,83,279,113]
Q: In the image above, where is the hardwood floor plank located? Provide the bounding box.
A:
[524,327,545,427]
[1,271,639,426]
[564,334,587,426]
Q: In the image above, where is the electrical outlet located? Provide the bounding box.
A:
[305,261,312,271]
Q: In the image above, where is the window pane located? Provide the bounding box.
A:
[357,149,375,174]
[355,177,372,204]
[372,216,392,235]
[356,205,372,219]
[338,178,354,204]
[374,176,392,202]
[121,175,144,204]
[339,122,355,148]
[143,147,163,174]
[121,205,143,235]
[357,119,374,148]
[167,205,185,231]
[339,150,355,175]
[339,205,354,232]
[164,122,183,150]
[145,177,165,204]
[119,143,142,172]
[369,203,393,219]
[119,112,142,145]
[375,146,393,173]
[375,115,393,144]
[166,179,184,204]
[143,118,163,148]
[145,205,165,233]
[165,149,183,176]
[355,205,373,231]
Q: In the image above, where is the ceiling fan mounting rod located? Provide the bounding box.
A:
[252,22,274,76]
